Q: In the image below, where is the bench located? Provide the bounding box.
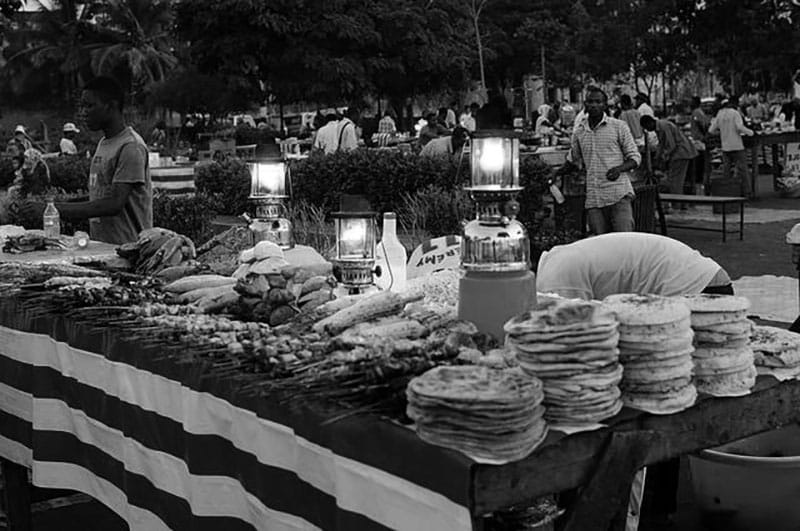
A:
[659,193,746,242]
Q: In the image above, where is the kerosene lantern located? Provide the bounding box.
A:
[458,130,536,340]
[331,210,379,294]
[245,159,294,249]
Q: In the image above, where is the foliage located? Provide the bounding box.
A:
[287,200,335,258]
[529,228,582,270]
[48,155,91,193]
[193,158,251,215]
[148,68,260,118]
[151,190,220,244]
[3,190,89,233]
[397,185,473,245]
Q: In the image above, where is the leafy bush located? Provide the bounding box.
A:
[48,155,91,193]
[397,185,472,242]
[194,159,251,215]
[152,191,221,243]
[4,191,90,234]
[529,228,583,270]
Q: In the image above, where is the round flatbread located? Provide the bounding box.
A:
[693,348,754,375]
[753,348,800,368]
[693,344,751,359]
[690,310,749,328]
[603,294,690,326]
[544,398,623,423]
[623,384,697,415]
[545,386,621,407]
[619,330,694,353]
[518,347,619,364]
[750,325,800,353]
[618,317,691,338]
[622,375,692,394]
[693,319,754,335]
[508,333,619,354]
[623,357,694,383]
[542,363,624,390]
[407,366,542,403]
[695,365,756,397]
[507,322,618,342]
[681,294,750,313]
[620,346,695,363]
[694,330,750,345]
[504,299,616,335]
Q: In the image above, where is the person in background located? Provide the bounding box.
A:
[559,101,576,129]
[634,93,655,118]
[378,110,397,134]
[640,114,698,197]
[418,112,445,147]
[13,125,33,151]
[444,103,458,129]
[476,92,513,130]
[23,76,152,245]
[149,120,167,151]
[618,95,644,147]
[19,148,50,196]
[709,96,755,198]
[570,86,641,234]
[420,126,469,160]
[690,96,711,190]
[460,103,479,133]
[60,122,80,155]
[337,107,360,152]
[312,114,341,154]
[359,110,379,148]
[535,104,554,135]
[747,95,769,123]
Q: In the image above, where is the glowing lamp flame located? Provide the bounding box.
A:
[479,139,505,173]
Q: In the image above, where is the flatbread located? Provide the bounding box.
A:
[695,365,757,396]
[690,310,749,328]
[623,384,697,415]
[681,293,750,313]
[620,346,695,363]
[603,294,690,325]
[693,344,752,359]
[544,398,623,423]
[750,325,800,353]
[622,375,692,394]
[507,322,618,342]
[508,333,619,354]
[693,348,754,375]
[504,299,616,335]
[618,331,694,352]
[693,319,754,335]
[694,330,750,345]
[518,347,619,364]
[407,366,541,404]
[623,357,694,383]
[618,317,691,337]
[545,386,621,407]
[753,348,800,368]
[542,363,624,390]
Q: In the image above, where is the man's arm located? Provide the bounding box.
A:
[734,112,754,137]
[660,124,678,161]
[607,121,641,180]
[56,182,135,220]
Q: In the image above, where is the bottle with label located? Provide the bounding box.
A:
[375,212,407,292]
[43,199,61,239]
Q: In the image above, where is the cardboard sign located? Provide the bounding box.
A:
[407,235,461,279]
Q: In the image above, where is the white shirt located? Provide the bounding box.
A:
[460,113,476,132]
[60,137,77,155]
[313,121,340,154]
[709,108,754,152]
[637,103,655,118]
[536,233,722,300]
[420,136,453,158]
[337,118,358,152]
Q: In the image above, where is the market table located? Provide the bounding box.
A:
[744,130,800,196]
[0,240,118,264]
[1,288,800,530]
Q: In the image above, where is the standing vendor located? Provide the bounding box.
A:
[24,76,152,245]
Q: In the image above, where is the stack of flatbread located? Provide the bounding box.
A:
[603,294,697,414]
[504,299,623,426]
[406,366,548,462]
[750,325,800,380]
[682,294,756,396]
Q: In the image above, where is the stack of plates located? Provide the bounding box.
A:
[682,294,756,396]
[603,294,697,414]
[406,366,547,462]
[504,299,623,426]
[750,325,800,379]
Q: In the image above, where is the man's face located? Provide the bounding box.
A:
[78,90,110,132]
[585,92,606,118]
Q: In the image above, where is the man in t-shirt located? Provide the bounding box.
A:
[419,126,469,160]
[536,232,732,300]
[24,76,152,245]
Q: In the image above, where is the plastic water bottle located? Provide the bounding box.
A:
[43,199,61,239]
[375,212,407,292]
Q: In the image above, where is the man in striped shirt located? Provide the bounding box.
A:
[571,87,641,234]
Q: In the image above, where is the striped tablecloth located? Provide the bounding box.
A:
[0,299,474,531]
[151,165,196,194]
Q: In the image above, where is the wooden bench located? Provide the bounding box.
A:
[660,193,746,242]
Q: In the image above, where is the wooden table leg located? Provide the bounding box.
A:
[561,430,657,531]
[1,458,31,531]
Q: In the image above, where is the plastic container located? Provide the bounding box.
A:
[375,213,407,292]
[689,424,800,530]
[43,200,61,239]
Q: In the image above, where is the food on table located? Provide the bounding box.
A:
[312,290,424,335]
[504,298,623,426]
[682,294,756,396]
[195,226,254,275]
[43,276,112,289]
[164,274,237,294]
[603,294,697,414]
[0,262,106,285]
[117,227,196,275]
[407,365,547,462]
[750,325,800,379]
[406,269,461,310]
[3,232,67,253]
